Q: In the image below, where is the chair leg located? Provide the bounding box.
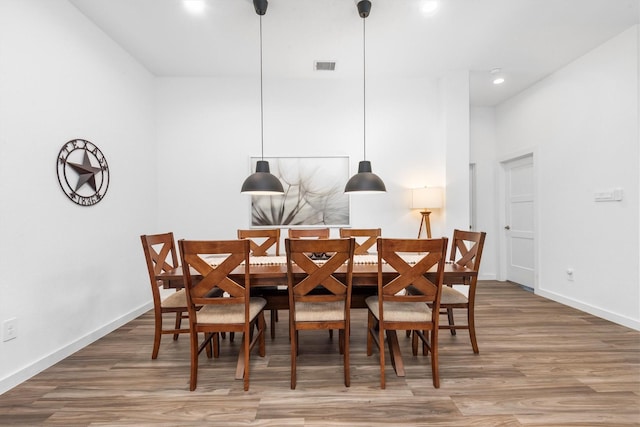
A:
[468,306,479,354]
[205,333,212,358]
[366,312,374,356]
[258,312,266,357]
[431,328,440,388]
[290,325,297,389]
[344,324,350,387]
[173,312,182,340]
[213,333,220,358]
[423,329,429,356]
[152,311,162,360]
[189,329,199,391]
[379,322,386,389]
[338,329,345,355]
[270,309,276,339]
[447,308,456,336]
[411,331,418,356]
[240,330,250,391]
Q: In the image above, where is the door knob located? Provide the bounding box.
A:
[504,225,511,230]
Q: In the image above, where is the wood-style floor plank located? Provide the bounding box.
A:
[1,281,639,426]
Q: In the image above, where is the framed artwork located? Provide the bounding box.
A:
[249,156,350,227]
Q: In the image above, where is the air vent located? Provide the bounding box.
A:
[314,61,336,71]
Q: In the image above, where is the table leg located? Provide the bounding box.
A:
[385,330,405,377]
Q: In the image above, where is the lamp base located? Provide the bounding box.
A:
[417,210,432,239]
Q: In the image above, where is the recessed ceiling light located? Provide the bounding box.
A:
[183,0,206,15]
[491,68,505,85]
[421,0,439,15]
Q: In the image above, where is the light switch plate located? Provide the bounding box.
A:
[3,318,17,342]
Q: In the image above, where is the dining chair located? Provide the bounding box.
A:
[285,237,355,389]
[288,228,330,239]
[179,239,266,391]
[288,227,333,337]
[366,237,448,389]
[440,229,486,353]
[339,228,381,255]
[238,228,280,256]
[140,232,190,359]
[238,228,283,339]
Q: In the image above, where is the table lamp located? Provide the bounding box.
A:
[411,187,443,238]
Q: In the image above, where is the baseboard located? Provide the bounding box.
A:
[0,302,152,395]
[478,273,497,281]
[536,288,640,331]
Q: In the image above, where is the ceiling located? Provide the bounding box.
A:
[69,0,639,106]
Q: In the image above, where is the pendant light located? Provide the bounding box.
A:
[344,0,386,194]
[241,0,284,195]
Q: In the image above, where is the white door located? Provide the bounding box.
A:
[504,155,534,288]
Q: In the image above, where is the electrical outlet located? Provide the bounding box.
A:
[566,268,574,282]
[3,318,17,342]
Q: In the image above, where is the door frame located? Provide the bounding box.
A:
[497,149,538,291]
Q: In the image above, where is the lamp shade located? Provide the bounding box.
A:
[241,160,284,195]
[411,187,443,209]
[345,161,386,194]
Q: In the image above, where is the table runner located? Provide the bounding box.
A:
[202,254,423,266]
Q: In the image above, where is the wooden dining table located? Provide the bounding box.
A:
[156,254,476,379]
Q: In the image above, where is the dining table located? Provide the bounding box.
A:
[156,253,477,380]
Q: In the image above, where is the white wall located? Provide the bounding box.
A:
[493,27,639,329]
[470,107,498,280]
[154,75,459,241]
[0,0,156,393]
[441,71,471,240]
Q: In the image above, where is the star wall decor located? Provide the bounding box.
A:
[56,139,109,206]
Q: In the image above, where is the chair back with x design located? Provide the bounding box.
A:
[339,228,381,255]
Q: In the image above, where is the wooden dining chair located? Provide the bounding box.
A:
[288,228,330,239]
[238,228,280,256]
[366,237,447,389]
[140,232,190,359]
[288,227,334,338]
[179,239,266,391]
[339,228,381,255]
[285,237,355,389]
[440,229,486,353]
[238,228,283,338]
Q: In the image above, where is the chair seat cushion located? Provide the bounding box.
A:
[441,286,468,304]
[161,288,224,309]
[196,297,267,324]
[365,296,432,322]
[295,301,345,322]
[161,289,187,308]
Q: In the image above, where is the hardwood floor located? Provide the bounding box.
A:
[1,281,639,426]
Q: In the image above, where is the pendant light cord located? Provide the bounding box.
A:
[259,15,265,161]
[362,17,367,161]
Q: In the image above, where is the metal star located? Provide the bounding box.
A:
[67,151,102,192]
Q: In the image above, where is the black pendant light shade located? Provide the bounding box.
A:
[241,160,284,195]
[241,0,284,196]
[344,160,386,193]
[345,0,386,194]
